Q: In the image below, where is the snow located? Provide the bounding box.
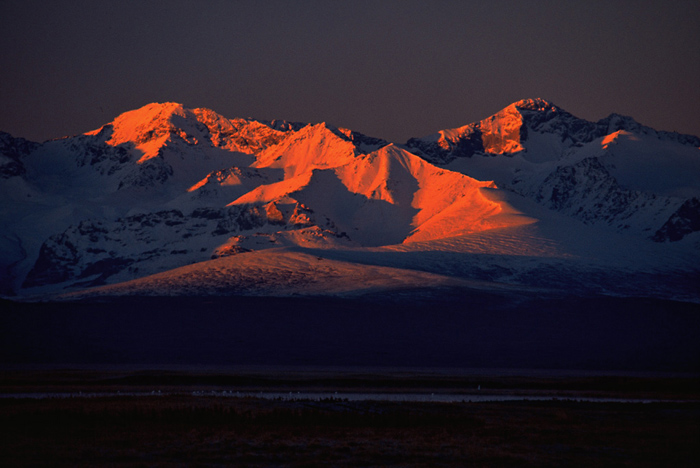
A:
[61,248,486,299]
[232,142,523,246]
[251,123,359,178]
[2,100,699,302]
[597,131,700,198]
[61,204,699,302]
[411,101,700,243]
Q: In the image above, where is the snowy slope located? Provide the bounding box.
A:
[251,122,387,178]
[406,98,700,243]
[61,248,499,299]
[61,198,700,303]
[234,142,528,246]
[1,100,699,301]
[1,103,303,294]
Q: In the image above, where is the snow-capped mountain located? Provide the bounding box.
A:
[405,98,700,242]
[1,100,698,301]
[406,98,699,164]
[0,103,390,294]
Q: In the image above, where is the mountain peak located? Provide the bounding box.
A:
[511,98,560,113]
[405,98,588,163]
[251,122,360,178]
[597,113,644,134]
[85,103,302,163]
[3,99,700,300]
[109,102,187,133]
[404,99,564,161]
[87,102,193,150]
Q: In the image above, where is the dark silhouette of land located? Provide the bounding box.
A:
[2,293,699,466]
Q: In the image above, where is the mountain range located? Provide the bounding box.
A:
[1,98,699,302]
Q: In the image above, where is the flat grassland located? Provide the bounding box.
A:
[1,371,699,467]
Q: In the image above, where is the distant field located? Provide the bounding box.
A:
[2,293,698,465]
[1,394,699,467]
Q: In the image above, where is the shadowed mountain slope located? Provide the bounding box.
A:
[1,100,698,301]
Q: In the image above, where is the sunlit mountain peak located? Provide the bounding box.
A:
[511,98,560,113]
[85,102,299,164]
[1,100,698,300]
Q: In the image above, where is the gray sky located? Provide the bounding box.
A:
[1,0,699,143]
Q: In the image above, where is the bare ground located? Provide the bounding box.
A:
[1,392,699,467]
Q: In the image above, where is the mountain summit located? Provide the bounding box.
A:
[406,98,699,164]
[1,100,698,300]
[405,99,700,241]
[89,102,299,158]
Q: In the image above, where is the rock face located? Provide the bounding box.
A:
[653,198,700,242]
[1,100,699,297]
[406,98,700,165]
[0,132,39,178]
[21,203,343,289]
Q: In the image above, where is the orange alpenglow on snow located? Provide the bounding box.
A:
[86,102,187,163]
[7,99,700,300]
[601,130,640,149]
[86,102,290,164]
[232,127,534,246]
[251,123,359,178]
[424,98,560,156]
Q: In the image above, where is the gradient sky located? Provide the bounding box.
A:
[1,0,699,143]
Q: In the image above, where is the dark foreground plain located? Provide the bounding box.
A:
[1,292,699,466]
[1,365,699,467]
[1,292,699,370]
[1,392,699,467]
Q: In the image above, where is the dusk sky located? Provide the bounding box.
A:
[1,0,699,143]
